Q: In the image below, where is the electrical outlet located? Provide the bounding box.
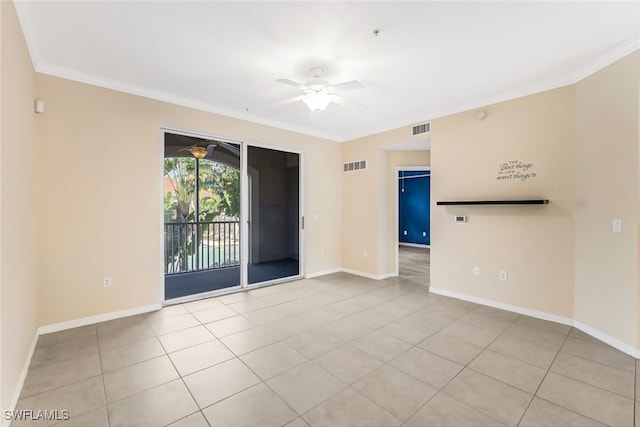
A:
[613,219,622,233]
[473,266,480,276]
[499,271,508,281]
[103,276,112,288]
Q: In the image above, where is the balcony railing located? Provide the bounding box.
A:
[164,220,240,275]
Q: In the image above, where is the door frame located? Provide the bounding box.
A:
[159,127,305,305]
[394,165,430,277]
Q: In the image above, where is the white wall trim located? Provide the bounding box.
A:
[3,331,39,427]
[573,320,640,359]
[429,287,640,358]
[398,243,430,249]
[38,304,161,335]
[341,268,395,280]
[305,268,342,279]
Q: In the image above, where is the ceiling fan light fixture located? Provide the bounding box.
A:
[188,146,207,159]
[302,92,334,111]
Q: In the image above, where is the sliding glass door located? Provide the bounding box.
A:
[163,132,301,301]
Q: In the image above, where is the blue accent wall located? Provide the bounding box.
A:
[399,171,430,245]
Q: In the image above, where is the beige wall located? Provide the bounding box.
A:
[35,74,342,325]
[341,127,431,276]
[574,51,639,346]
[1,0,40,412]
[430,87,576,318]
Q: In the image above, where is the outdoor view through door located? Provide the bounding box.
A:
[163,133,301,300]
[164,134,241,299]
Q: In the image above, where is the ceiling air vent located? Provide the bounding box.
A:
[411,122,431,136]
[343,160,367,173]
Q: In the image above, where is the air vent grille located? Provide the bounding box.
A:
[343,160,367,173]
[411,122,431,136]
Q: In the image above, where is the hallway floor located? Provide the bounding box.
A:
[15,268,637,426]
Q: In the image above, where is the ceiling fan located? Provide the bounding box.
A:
[276,67,365,111]
[180,141,240,159]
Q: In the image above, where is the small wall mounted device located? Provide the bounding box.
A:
[454,215,467,223]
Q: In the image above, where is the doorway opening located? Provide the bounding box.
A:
[395,167,430,278]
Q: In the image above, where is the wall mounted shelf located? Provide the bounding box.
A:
[436,199,549,206]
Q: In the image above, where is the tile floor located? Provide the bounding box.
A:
[13,270,639,426]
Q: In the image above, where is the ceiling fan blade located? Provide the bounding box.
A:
[276,78,307,90]
[328,80,364,92]
[217,142,240,157]
[274,94,304,108]
[333,94,369,111]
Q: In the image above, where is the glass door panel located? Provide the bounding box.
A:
[247,146,300,284]
[164,133,241,300]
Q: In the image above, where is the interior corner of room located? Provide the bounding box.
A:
[2,0,640,420]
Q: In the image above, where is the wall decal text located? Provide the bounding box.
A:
[496,160,537,182]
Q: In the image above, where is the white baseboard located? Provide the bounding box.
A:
[398,243,430,248]
[573,320,640,359]
[38,303,162,335]
[305,268,342,279]
[341,268,395,281]
[4,330,39,427]
[429,287,639,359]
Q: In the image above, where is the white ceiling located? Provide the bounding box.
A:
[15,1,640,142]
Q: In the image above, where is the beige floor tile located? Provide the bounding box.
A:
[294,308,343,328]
[16,376,105,425]
[283,330,344,358]
[443,369,532,426]
[458,311,515,332]
[266,361,346,414]
[537,371,634,426]
[440,319,504,348]
[21,353,102,398]
[183,297,225,313]
[147,313,200,335]
[378,316,442,345]
[488,334,559,369]
[158,325,215,353]
[261,315,316,339]
[166,411,209,427]
[36,325,96,349]
[205,315,254,337]
[145,304,189,321]
[551,351,634,399]
[100,337,165,372]
[560,337,635,373]
[314,344,383,384]
[569,327,608,345]
[103,355,178,402]
[169,339,235,376]
[407,392,507,427]
[348,306,404,330]
[502,323,567,350]
[217,290,254,304]
[511,316,570,337]
[636,401,639,426]
[316,318,373,343]
[519,397,605,427]
[219,326,279,355]
[225,298,268,314]
[50,406,108,427]
[108,379,198,427]
[191,305,237,324]
[352,365,437,421]
[468,350,546,394]
[391,291,440,311]
[243,305,291,324]
[202,382,297,427]
[390,347,463,389]
[97,317,156,350]
[183,358,260,408]
[30,335,99,369]
[418,332,483,365]
[240,342,307,379]
[350,331,412,362]
[284,418,310,427]
[303,387,402,427]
